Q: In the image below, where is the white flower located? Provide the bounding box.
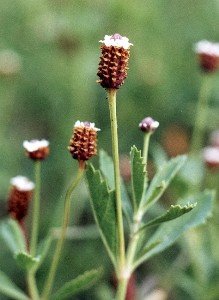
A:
[74,120,100,131]
[10,176,35,191]
[195,40,219,56]
[99,34,133,49]
[23,139,49,152]
[203,147,219,164]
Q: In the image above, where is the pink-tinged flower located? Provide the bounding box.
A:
[97,33,133,89]
[203,146,219,169]
[68,121,100,164]
[23,139,50,160]
[8,176,35,221]
[195,40,219,72]
[139,117,159,133]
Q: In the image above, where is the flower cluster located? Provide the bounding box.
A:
[8,176,34,222]
[195,40,219,73]
[68,121,100,164]
[97,33,133,89]
[23,139,50,160]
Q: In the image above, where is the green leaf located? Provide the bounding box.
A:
[15,251,40,271]
[0,218,26,254]
[134,190,215,269]
[130,146,146,209]
[139,204,196,230]
[52,268,102,300]
[0,270,29,300]
[142,155,187,211]
[36,234,53,269]
[86,163,117,266]
[99,149,132,223]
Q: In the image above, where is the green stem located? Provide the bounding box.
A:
[116,131,152,299]
[190,75,212,153]
[107,89,125,284]
[30,161,41,256]
[42,166,84,300]
[27,272,40,300]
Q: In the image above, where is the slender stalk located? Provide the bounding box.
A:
[30,160,41,256]
[27,272,40,300]
[190,75,212,153]
[42,166,84,300]
[116,132,152,299]
[107,89,126,292]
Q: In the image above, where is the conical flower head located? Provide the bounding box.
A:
[139,117,159,133]
[8,176,34,221]
[97,33,133,89]
[68,121,100,163]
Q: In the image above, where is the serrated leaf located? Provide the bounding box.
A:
[0,218,26,254]
[99,149,132,223]
[134,190,215,269]
[0,270,29,300]
[15,251,40,271]
[139,204,196,230]
[52,268,102,300]
[86,164,117,266]
[130,146,146,209]
[142,155,187,211]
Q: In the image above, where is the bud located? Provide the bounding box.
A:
[203,146,219,170]
[97,33,133,89]
[68,121,100,164]
[139,117,159,133]
[23,139,50,160]
[195,40,219,73]
[8,176,35,221]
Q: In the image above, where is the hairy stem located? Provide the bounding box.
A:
[27,272,40,300]
[42,166,84,300]
[107,89,126,293]
[30,160,41,256]
[190,75,212,153]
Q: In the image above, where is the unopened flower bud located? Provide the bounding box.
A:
[203,146,219,170]
[139,117,159,133]
[68,121,100,165]
[195,40,219,73]
[97,33,133,89]
[8,176,35,221]
[23,139,50,160]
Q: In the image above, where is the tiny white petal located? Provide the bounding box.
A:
[10,176,35,191]
[151,121,159,129]
[99,34,133,49]
[23,139,49,152]
[74,120,100,131]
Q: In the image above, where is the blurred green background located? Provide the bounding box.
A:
[0,0,219,299]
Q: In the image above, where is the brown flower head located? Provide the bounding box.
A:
[195,40,219,73]
[97,33,133,89]
[68,121,100,164]
[23,139,50,160]
[139,117,159,133]
[8,176,35,222]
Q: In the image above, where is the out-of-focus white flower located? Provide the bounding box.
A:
[99,34,133,49]
[203,146,219,169]
[23,139,49,152]
[195,40,219,56]
[10,176,35,191]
